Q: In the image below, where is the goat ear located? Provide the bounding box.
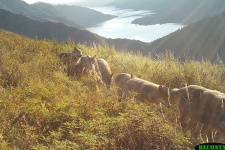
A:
[111,73,114,78]
[87,55,90,58]
[131,74,134,79]
[74,47,78,50]
[158,85,163,93]
[164,82,169,87]
[92,55,96,59]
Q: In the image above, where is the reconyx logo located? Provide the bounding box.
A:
[195,143,225,150]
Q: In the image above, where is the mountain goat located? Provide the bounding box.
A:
[95,59,113,90]
[68,55,96,77]
[115,73,134,96]
[59,47,82,66]
[124,78,170,107]
[170,85,225,142]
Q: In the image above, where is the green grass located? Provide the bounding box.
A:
[0,29,225,149]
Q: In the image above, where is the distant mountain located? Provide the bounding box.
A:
[0,0,115,28]
[0,9,150,53]
[54,5,115,28]
[0,0,81,28]
[68,0,115,7]
[111,0,225,25]
[0,0,39,16]
[0,1,7,10]
[148,11,225,62]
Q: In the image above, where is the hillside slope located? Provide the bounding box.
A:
[0,9,103,44]
[0,9,150,53]
[0,29,225,149]
[149,11,225,62]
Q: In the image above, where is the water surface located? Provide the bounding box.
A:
[87,6,184,43]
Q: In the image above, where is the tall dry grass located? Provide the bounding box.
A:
[0,30,225,149]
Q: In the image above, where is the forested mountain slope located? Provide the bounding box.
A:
[149,10,225,62]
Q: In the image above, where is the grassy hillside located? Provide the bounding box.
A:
[0,29,225,149]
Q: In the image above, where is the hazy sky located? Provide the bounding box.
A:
[23,0,81,4]
[22,0,113,5]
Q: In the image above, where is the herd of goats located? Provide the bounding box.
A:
[59,47,225,143]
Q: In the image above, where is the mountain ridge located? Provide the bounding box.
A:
[0,9,150,53]
[32,2,116,28]
[0,0,115,28]
[0,0,81,28]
